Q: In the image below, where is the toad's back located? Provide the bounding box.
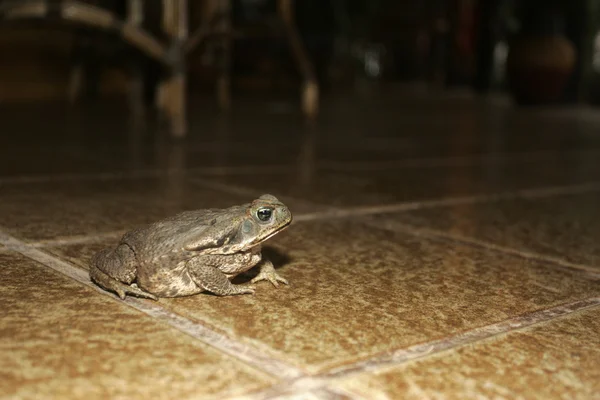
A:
[121,206,245,261]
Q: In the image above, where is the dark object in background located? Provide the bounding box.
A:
[585,0,600,105]
[296,0,335,88]
[560,0,586,103]
[445,0,477,87]
[506,2,576,105]
[473,0,503,93]
[68,0,164,106]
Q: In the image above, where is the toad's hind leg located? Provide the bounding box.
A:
[90,245,157,300]
[187,258,255,296]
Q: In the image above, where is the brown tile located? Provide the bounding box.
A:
[384,192,600,269]
[337,306,600,400]
[51,220,600,373]
[0,177,314,242]
[203,156,600,207]
[0,251,275,399]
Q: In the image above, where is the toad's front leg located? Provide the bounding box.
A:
[187,256,255,296]
[251,258,289,287]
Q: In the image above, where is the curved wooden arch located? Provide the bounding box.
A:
[0,0,169,65]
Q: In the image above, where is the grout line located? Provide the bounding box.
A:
[248,387,364,400]
[227,377,331,400]
[370,221,600,277]
[0,165,293,185]
[189,178,270,199]
[31,231,126,248]
[324,387,368,400]
[322,149,600,172]
[293,181,600,222]
[0,230,306,381]
[240,298,600,400]
[0,171,158,184]
[323,298,600,378]
[188,178,334,213]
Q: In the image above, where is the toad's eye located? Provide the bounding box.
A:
[256,207,273,222]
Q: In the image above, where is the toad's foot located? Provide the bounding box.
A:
[251,260,288,287]
[116,284,158,301]
[90,264,158,301]
[231,285,256,295]
[207,282,256,296]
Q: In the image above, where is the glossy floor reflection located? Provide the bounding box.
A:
[1,88,600,399]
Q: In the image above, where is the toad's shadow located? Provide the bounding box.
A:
[232,246,292,284]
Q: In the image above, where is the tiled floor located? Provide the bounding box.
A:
[1,87,600,399]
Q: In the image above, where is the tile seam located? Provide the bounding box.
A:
[190,177,600,224]
[369,221,600,277]
[293,181,600,222]
[0,230,306,381]
[188,178,327,211]
[0,165,293,185]
[321,298,600,378]
[322,148,600,172]
[32,231,126,247]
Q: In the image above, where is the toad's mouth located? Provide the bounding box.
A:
[250,220,292,245]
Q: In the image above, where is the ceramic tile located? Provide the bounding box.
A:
[384,192,600,269]
[337,306,600,400]
[0,251,275,399]
[201,154,600,207]
[51,220,600,373]
[0,177,317,242]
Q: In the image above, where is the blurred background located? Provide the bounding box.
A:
[1,0,599,114]
[2,5,600,398]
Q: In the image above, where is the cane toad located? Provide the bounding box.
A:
[90,194,292,300]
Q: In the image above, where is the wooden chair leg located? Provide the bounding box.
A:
[67,63,84,105]
[156,70,186,138]
[302,80,319,119]
[171,74,187,138]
